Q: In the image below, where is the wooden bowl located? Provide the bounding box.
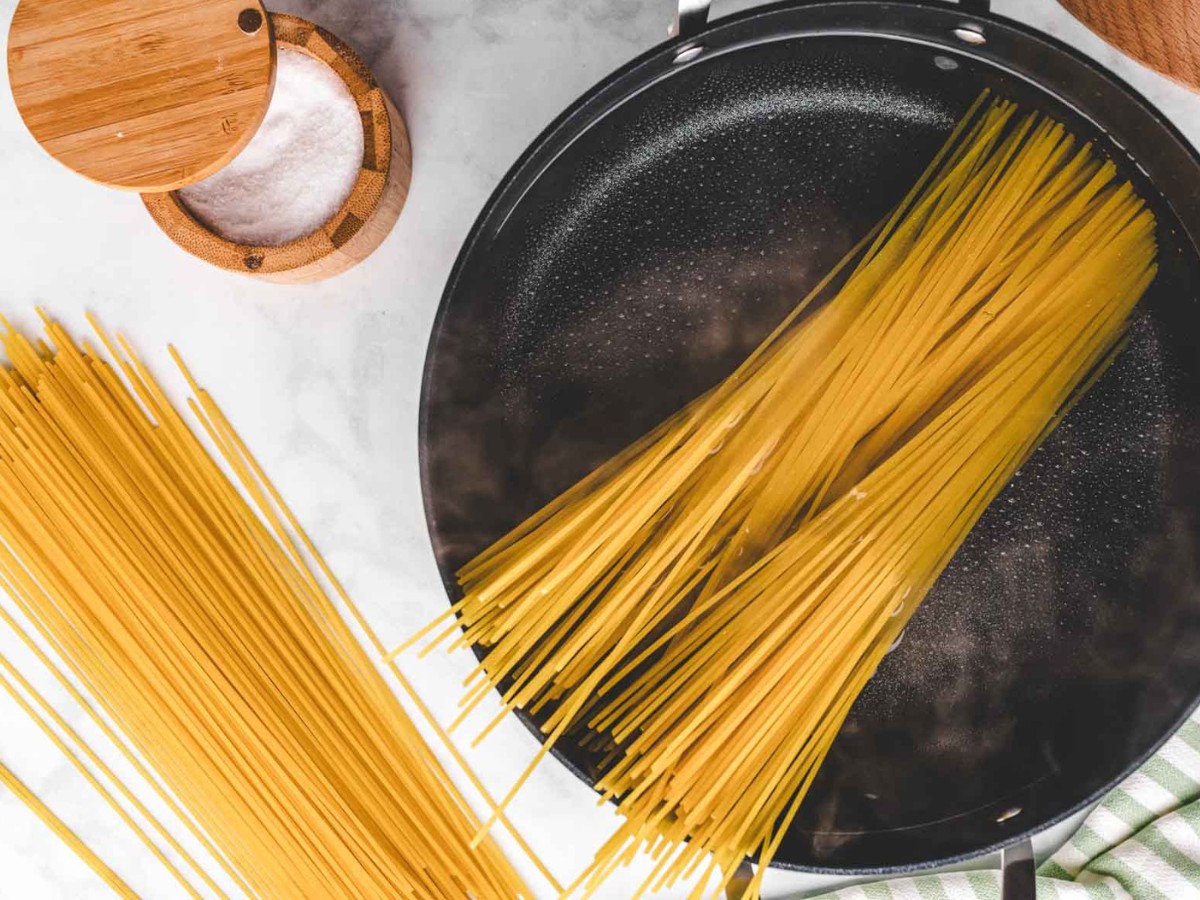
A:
[1057,0,1200,93]
[141,14,412,283]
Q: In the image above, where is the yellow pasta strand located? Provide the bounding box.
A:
[405,94,1158,899]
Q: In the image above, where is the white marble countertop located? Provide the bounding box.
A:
[0,1,1195,897]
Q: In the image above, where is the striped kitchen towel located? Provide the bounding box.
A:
[812,711,1200,900]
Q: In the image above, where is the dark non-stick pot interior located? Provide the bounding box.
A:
[421,1,1200,872]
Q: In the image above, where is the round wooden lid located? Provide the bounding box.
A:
[7,0,276,192]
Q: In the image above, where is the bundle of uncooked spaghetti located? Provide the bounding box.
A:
[403,94,1158,898]
[0,315,530,899]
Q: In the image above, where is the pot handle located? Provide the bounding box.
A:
[676,0,710,39]
[1002,837,1036,900]
[720,838,1034,898]
[675,0,992,39]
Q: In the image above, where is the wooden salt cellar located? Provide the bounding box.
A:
[143,15,411,283]
[8,0,411,282]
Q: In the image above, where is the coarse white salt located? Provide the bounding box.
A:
[179,47,365,247]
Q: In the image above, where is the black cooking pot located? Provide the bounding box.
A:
[420,0,1200,894]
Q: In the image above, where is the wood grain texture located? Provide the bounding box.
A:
[1058,0,1200,92]
[141,14,411,283]
[8,0,275,191]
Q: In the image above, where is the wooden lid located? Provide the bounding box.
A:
[8,0,276,192]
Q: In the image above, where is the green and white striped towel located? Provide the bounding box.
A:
[812,711,1200,900]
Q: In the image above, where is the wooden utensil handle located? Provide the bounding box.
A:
[1057,0,1200,92]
